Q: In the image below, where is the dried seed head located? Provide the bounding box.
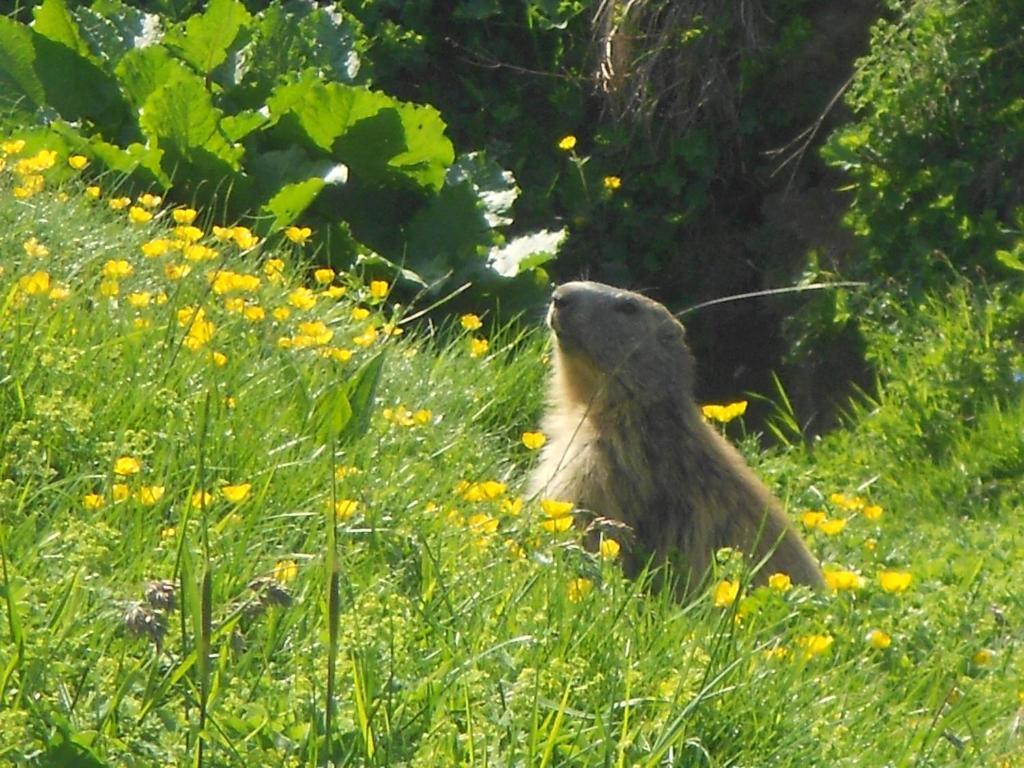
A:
[144,579,176,611]
[123,602,167,645]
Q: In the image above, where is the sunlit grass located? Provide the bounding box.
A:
[1,138,1023,765]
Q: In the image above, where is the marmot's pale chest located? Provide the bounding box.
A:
[530,281,823,591]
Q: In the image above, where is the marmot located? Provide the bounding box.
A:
[530,281,824,593]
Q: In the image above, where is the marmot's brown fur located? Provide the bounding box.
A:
[530,281,824,592]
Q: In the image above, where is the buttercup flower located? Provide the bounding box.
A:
[460,314,482,331]
[866,629,892,649]
[113,456,141,476]
[220,483,252,503]
[713,579,740,607]
[558,135,577,151]
[768,572,792,591]
[521,431,546,450]
[285,226,312,245]
[878,570,912,593]
[567,577,593,602]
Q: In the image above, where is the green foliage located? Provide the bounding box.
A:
[2,172,1024,765]
[823,0,1024,285]
[0,0,560,306]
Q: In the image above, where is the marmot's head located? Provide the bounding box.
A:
[548,281,695,410]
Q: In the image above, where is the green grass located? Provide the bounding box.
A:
[1,145,1023,767]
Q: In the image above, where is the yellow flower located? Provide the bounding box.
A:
[191,490,215,508]
[243,305,265,322]
[85,185,101,199]
[273,559,298,583]
[335,465,361,479]
[175,225,204,243]
[460,313,482,331]
[13,174,45,198]
[324,347,352,362]
[863,504,883,520]
[797,634,834,658]
[818,518,848,536]
[264,258,285,283]
[272,306,291,321]
[468,513,499,535]
[209,270,261,295]
[48,286,70,301]
[297,320,334,345]
[830,492,866,511]
[108,196,132,210]
[800,510,826,529]
[469,338,489,358]
[324,285,347,299]
[165,263,192,280]
[462,481,508,502]
[540,499,573,518]
[210,351,227,366]
[334,499,359,519]
[18,271,51,295]
[763,646,790,661]
[701,401,748,423]
[99,279,120,298]
[181,309,215,350]
[603,175,622,190]
[313,268,335,284]
[1,139,26,154]
[111,483,131,502]
[220,483,251,503]
[351,307,371,321]
[713,579,740,607]
[212,225,234,241]
[369,280,389,300]
[599,537,621,560]
[541,515,573,533]
[172,208,198,225]
[823,569,864,591]
[353,325,378,347]
[878,570,912,593]
[184,244,218,262]
[23,237,49,258]
[866,629,892,650]
[160,526,177,541]
[972,648,994,666]
[128,206,153,223]
[83,493,105,510]
[413,409,432,425]
[137,193,162,208]
[142,238,175,257]
[768,572,792,591]
[113,456,141,476]
[137,485,165,506]
[102,259,133,279]
[231,226,259,249]
[505,539,526,559]
[288,287,317,310]
[567,577,593,602]
[521,431,546,450]
[558,135,577,151]
[285,226,312,244]
[500,497,524,516]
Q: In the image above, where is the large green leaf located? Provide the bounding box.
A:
[32,0,90,57]
[165,0,251,76]
[267,74,391,154]
[116,46,192,110]
[340,352,385,445]
[262,178,326,230]
[0,17,44,110]
[75,0,163,67]
[33,33,129,133]
[311,384,352,447]
[139,73,242,173]
[231,2,363,108]
[386,102,454,191]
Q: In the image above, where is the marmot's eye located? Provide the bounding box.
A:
[615,296,639,315]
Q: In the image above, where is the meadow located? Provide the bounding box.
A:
[1,141,1023,766]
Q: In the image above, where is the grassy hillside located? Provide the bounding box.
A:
[1,141,1023,766]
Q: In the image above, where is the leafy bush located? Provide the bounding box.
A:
[823,0,1024,285]
[0,0,562,305]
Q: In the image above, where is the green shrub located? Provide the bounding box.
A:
[0,0,562,306]
[823,0,1024,285]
